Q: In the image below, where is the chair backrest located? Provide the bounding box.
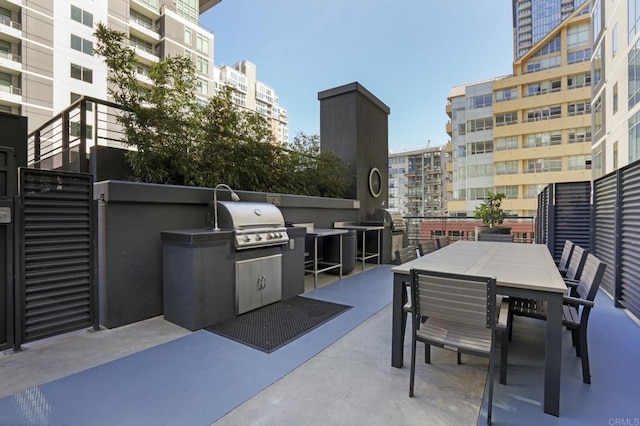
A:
[395,245,420,265]
[566,245,588,281]
[419,239,438,255]
[576,253,607,302]
[558,240,575,270]
[435,236,450,249]
[410,269,495,329]
[477,233,514,242]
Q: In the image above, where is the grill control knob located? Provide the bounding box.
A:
[256,235,263,241]
[243,236,251,243]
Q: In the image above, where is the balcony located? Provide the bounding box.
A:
[0,15,21,40]
[445,102,452,118]
[0,84,21,104]
[0,50,21,73]
[446,121,452,136]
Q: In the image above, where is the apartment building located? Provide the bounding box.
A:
[217,60,289,144]
[388,145,451,217]
[447,0,593,217]
[591,0,638,176]
[0,0,288,143]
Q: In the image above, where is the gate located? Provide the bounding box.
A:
[0,147,16,351]
[15,168,97,348]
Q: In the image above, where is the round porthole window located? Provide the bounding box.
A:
[368,167,382,198]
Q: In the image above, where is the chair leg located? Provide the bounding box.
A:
[424,343,431,364]
[457,352,462,365]
[487,347,495,425]
[409,335,417,397]
[507,310,514,342]
[572,329,581,357]
[579,326,591,384]
[499,330,508,385]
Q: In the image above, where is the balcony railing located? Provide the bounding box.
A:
[0,85,21,95]
[0,51,21,63]
[0,16,21,30]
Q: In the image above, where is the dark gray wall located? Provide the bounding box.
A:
[318,82,390,222]
[94,180,359,328]
[0,112,27,169]
[90,146,134,182]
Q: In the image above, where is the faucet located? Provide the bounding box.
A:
[213,183,240,231]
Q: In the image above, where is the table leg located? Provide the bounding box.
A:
[392,272,406,368]
[361,230,366,271]
[313,236,318,289]
[376,229,381,265]
[339,233,343,279]
[544,292,562,416]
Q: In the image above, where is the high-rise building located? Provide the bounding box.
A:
[0,1,288,143]
[448,0,593,217]
[514,0,589,59]
[591,0,635,176]
[217,60,289,144]
[388,145,451,216]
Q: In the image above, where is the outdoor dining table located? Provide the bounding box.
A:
[390,240,567,417]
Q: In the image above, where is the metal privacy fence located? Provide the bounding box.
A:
[16,168,97,347]
[594,161,640,318]
[536,181,592,262]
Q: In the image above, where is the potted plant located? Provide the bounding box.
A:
[474,192,511,238]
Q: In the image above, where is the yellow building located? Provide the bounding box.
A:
[447,1,592,217]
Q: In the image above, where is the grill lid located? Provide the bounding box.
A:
[217,201,285,230]
[217,201,289,249]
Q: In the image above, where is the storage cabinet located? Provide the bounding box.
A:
[236,254,282,314]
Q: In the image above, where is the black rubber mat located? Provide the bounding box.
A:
[205,296,352,353]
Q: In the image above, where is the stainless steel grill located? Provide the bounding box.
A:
[216,201,289,250]
[371,208,406,232]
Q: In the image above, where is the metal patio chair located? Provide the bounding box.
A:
[408,269,507,425]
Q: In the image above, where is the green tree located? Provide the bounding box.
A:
[474,192,508,227]
[93,24,349,198]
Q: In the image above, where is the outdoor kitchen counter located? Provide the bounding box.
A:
[333,224,384,270]
[161,227,306,331]
[304,228,349,289]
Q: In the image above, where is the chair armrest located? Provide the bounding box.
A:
[563,295,594,308]
[563,278,579,286]
[496,296,509,331]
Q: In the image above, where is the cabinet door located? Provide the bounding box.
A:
[260,254,282,306]
[236,259,263,314]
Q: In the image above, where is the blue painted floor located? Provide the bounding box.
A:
[479,290,640,425]
[0,266,393,426]
[2,264,639,426]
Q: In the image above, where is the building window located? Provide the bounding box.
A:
[593,45,603,86]
[495,185,518,199]
[495,136,518,151]
[70,63,92,83]
[467,93,492,109]
[568,101,591,116]
[184,28,192,45]
[71,5,93,27]
[495,87,517,102]
[593,145,603,178]
[526,158,562,173]
[567,48,591,64]
[457,123,466,136]
[613,82,619,114]
[567,73,591,89]
[533,35,561,57]
[526,55,561,73]
[524,184,546,199]
[526,105,561,122]
[526,79,560,96]
[612,23,618,57]
[130,9,153,30]
[630,0,640,43]
[176,0,198,24]
[71,34,93,55]
[468,140,493,155]
[568,23,589,48]
[629,109,640,163]
[495,111,518,126]
[526,131,562,147]
[467,117,493,132]
[568,127,592,143]
[196,77,208,95]
[196,56,208,74]
[467,164,493,177]
[614,141,619,170]
[129,35,154,54]
[629,39,640,108]
[594,96,603,134]
[593,0,602,41]
[496,161,518,175]
[196,34,209,53]
[568,155,591,170]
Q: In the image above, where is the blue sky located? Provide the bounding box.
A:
[201,1,514,152]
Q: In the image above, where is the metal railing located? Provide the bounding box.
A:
[27,97,130,172]
[404,216,536,245]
